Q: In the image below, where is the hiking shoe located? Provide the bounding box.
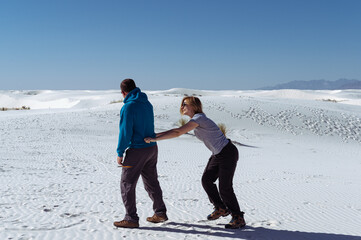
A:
[146,213,168,223]
[207,207,230,220]
[225,212,246,229]
[113,220,139,228]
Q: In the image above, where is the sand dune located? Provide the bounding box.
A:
[1,89,360,239]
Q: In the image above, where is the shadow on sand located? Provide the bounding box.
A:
[140,221,361,240]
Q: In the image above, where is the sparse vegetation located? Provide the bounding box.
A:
[218,123,228,136]
[1,106,30,111]
[321,99,340,103]
[110,99,123,104]
[183,93,202,97]
[178,118,189,126]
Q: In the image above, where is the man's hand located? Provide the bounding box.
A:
[117,156,123,166]
[117,156,133,168]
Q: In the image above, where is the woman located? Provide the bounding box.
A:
[144,96,245,229]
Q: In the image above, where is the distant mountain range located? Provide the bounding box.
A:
[258,79,361,90]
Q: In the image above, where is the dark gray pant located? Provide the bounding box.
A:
[121,145,166,222]
[201,141,242,215]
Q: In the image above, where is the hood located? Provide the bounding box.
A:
[123,87,148,103]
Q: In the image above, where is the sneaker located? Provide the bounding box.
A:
[113,220,139,228]
[207,207,230,220]
[225,212,246,229]
[146,213,168,223]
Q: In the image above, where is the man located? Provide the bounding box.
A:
[114,79,167,228]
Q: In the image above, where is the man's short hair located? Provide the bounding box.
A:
[120,79,136,93]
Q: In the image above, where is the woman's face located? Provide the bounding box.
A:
[181,99,194,117]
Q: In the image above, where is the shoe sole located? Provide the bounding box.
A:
[113,222,139,228]
[146,218,168,223]
[114,224,139,228]
[207,213,230,221]
[225,224,246,229]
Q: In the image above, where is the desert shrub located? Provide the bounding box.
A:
[1,106,30,111]
[110,99,123,104]
[218,123,228,136]
[322,99,338,103]
[178,118,188,126]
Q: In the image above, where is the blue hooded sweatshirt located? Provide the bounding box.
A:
[117,87,156,157]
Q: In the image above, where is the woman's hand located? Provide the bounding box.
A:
[144,137,155,143]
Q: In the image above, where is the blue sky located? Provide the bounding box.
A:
[1,0,361,90]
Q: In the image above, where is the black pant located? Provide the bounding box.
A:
[201,140,242,215]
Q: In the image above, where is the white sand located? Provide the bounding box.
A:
[1,89,361,240]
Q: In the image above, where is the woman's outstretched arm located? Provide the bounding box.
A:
[156,130,172,138]
[145,121,198,143]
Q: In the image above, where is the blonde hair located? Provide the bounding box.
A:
[180,96,203,115]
